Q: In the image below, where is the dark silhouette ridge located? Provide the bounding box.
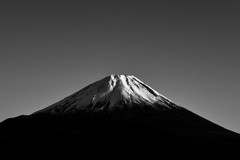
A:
[1,104,239,145]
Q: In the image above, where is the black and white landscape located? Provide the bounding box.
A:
[1,75,239,152]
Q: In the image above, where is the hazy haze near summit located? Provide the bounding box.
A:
[0,0,240,133]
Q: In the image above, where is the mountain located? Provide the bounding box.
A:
[0,75,239,153]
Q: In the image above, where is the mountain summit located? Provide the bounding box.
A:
[35,75,177,114]
[0,74,240,150]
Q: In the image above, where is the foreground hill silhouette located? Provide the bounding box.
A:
[0,75,239,153]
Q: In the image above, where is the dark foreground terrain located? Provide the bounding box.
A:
[1,105,239,156]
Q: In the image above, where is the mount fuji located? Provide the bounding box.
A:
[0,75,240,151]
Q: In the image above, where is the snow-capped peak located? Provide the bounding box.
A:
[34,75,174,114]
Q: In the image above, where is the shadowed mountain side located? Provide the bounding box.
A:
[0,104,239,146]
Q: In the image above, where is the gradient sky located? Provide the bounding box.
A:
[0,0,240,133]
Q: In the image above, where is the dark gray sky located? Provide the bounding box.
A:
[0,0,240,133]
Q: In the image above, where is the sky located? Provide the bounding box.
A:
[0,0,240,133]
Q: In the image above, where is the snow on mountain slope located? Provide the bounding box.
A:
[34,75,179,114]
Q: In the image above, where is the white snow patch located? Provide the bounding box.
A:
[34,74,173,114]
